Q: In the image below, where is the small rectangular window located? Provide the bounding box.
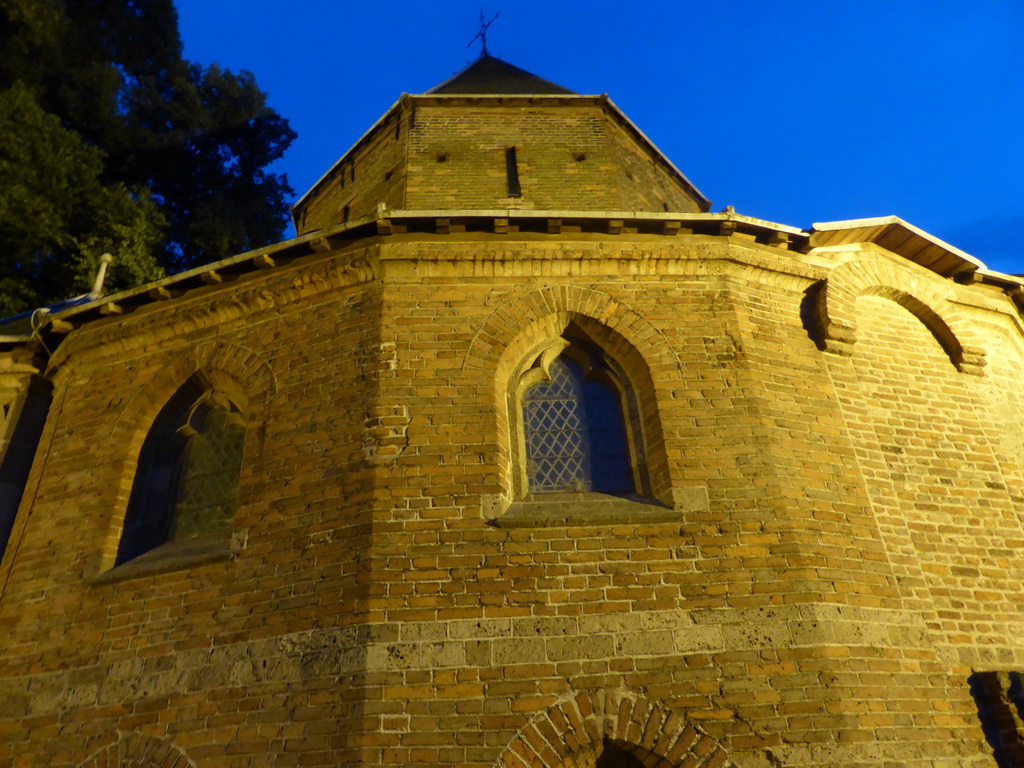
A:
[505,146,521,197]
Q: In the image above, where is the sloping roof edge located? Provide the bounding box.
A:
[291,95,405,218]
[810,215,986,279]
[602,96,711,212]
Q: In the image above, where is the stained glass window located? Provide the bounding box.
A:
[116,380,245,566]
[167,404,244,540]
[523,355,633,493]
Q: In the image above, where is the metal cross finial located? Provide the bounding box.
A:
[468,9,499,56]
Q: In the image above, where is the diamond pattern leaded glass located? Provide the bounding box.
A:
[167,405,244,540]
[523,356,633,493]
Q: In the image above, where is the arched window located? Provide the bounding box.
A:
[514,337,649,498]
[0,377,52,560]
[116,376,246,566]
[595,740,647,768]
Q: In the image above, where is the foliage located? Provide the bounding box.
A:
[0,0,296,314]
[0,81,165,316]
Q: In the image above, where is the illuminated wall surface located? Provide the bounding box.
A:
[2,57,1023,768]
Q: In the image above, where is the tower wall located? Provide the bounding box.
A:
[294,97,706,237]
[296,110,409,235]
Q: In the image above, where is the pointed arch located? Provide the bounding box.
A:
[492,311,672,508]
[98,342,274,571]
[77,731,195,768]
[812,257,985,374]
[114,373,247,566]
[493,690,736,768]
[464,286,682,379]
[518,335,639,495]
[466,288,678,510]
[113,340,276,438]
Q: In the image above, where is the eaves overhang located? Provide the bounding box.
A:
[13,207,803,357]
[809,216,986,280]
[809,216,1024,313]
[15,209,1016,364]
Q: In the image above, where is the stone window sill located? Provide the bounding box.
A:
[484,485,708,528]
[89,531,234,584]
[488,492,675,528]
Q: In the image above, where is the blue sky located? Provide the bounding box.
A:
[174,0,1024,273]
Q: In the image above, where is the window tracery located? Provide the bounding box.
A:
[513,336,649,498]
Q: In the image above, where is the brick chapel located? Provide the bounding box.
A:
[2,54,1024,768]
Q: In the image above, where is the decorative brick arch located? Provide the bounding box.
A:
[494,690,736,768]
[464,286,682,379]
[467,287,680,504]
[78,731,195,768]
[813,258,985,374]
[188,340,278,405]
[112,340,276,438]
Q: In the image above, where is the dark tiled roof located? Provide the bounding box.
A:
[426,54,576,95]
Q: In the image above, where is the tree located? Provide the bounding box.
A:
[0,0,296,314]
[0,81,165,317]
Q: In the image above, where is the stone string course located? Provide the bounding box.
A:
[0,606,935,718]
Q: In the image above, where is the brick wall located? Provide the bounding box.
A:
[0,233,1020,766]
[0,246,382,767]
[297,109,408,234]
